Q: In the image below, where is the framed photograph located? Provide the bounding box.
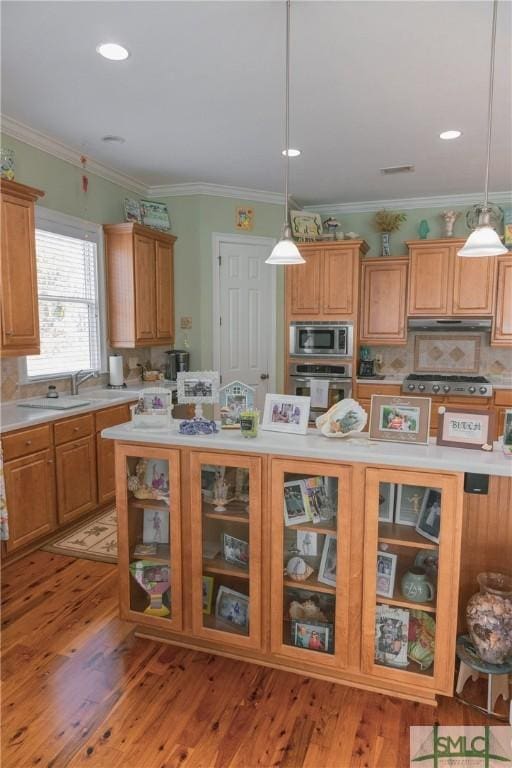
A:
[215,586,249,630]
[202,576,214,614]
[140,199,171,230]
[262,394,310,435]
[143,459,170,502]
[378,483,395,523]
[235,206,254,231]
[283,480,310,526]
[291,620,333,654]
[222,533,249,569]
[296,531,318,556]
[415,489,442,544]
[369,395,431,445]
[375,605,409,667]
[395,485,427,527]
[290,210,322,241]
[504,409,512,456]
[124,197,142,224]
[219,380,255,429]
[142,508,169,545]
[376,551,397,598]
[318,534,337,587]
[177,371,220,405]
[303,476,335,523]
[437,406,495,450]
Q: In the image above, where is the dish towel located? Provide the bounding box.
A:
[310,379,329,409]
[0,444,9,541]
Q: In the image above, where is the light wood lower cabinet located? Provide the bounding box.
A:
[114,444,465,705]
[55,435,97,525]
[3,448,56,553]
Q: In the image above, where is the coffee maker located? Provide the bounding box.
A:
[165,350,190,381]
[358,346,376,378]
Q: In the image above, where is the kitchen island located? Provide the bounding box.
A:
[104,421,511,706]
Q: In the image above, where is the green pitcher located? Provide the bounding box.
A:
[401,567,435,603]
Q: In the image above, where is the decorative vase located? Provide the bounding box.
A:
[0,147,15,180]
[401,567,435,603]
[466,572,512,664]
[418,220,430,239]
[381,232,391,257]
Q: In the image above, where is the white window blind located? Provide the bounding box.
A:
[25,227,102,379]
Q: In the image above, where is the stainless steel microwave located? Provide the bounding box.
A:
[289,321,353,358]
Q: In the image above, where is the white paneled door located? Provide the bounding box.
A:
[214,235,276,410]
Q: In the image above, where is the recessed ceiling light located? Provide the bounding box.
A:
[282,148,301,157]
[102,135,126,144]
[96,43,130,61]
[440,130,462,140]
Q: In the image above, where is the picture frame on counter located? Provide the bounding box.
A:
[395,485,427,526]
[436,406,495,451]
[378,482,395,523]
[262,394,310,435]
[177,371,220,405]
[219,380,255,429]
[369,395,431,445]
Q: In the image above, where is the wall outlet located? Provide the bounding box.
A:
[128,357,139,369]
[180,316,193,329]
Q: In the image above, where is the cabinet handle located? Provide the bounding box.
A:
[25,440,32,445]
[73,427,80,431]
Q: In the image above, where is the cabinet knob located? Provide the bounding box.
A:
[5,331,14,336]
[47,459,53,464]
[74,427,80,431]
[25,440,32,445]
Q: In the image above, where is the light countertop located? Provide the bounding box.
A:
[102,421,512,477]
[0,383,176,435]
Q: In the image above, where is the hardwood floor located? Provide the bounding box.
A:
[1,552,492,768]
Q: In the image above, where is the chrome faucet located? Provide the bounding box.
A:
[70,369,99,395]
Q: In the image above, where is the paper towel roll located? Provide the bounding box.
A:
[109,355,124,386]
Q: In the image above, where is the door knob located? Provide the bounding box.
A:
[260,373,269,380]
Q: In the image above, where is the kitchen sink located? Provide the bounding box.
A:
[18,397,92,410]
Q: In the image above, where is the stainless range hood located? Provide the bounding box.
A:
[408,318,492,332]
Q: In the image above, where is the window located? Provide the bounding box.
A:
[23,209,105,381]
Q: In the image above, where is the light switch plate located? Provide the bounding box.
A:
[180,316,193,329]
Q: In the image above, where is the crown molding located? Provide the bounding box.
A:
[146,181,284,205]
[1,114,147,195]
[302,191,512,214]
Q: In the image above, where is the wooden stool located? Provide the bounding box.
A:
[456,635,512,724]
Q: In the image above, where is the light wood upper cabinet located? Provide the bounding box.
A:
[492,256,512,345]
[359,258,408,344]
[287,241,369,321]
[0,179,44,356]
[407,239,496,317]
[104,222,177,347]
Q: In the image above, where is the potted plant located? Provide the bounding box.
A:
[374,210,407,256]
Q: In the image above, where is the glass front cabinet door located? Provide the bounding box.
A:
[270,459,351,669]
[190,452,262,650]
[362,468,462,695]
[116,444,182,632]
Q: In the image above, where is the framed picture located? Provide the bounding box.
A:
[378,483,395,523]
[369,395,431,445]
[303,476,335,523]
[140,199,171,230]
[317,535,337,587]
[375,605,409,667]
[290,210,322,241]
[124,197,142,224]
[202,576,214,614]
[142,508,169,545]
[177,371,220,405]
[415,489,442,544]
[291,620,333,654]
[283,480,310,526]
[504,409,512,456]
[395,485,427,527]
[143,459,170,502]
[262,394,310,435]
[222,533,249,569]
[235,207,254,231]
[215,586,249,630]
[376,551,397,598]
[219,380,255,429]
[437,406,495,450]
[296,531,318,556]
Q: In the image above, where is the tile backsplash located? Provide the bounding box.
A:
[370,333,512,381]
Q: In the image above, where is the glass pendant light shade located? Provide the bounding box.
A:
[266,223,305,264]
[457,225,507,257]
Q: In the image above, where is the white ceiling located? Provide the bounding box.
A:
[1,1,511,206]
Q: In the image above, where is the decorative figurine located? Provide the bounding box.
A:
[178,417,218,435]
[322,216,340,240]
[441,210,460,238]
[418,219,430,239]
[212,471,229,512]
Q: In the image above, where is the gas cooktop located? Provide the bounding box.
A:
[402,374,492,396]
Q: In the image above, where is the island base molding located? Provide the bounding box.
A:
[111,436,510,707]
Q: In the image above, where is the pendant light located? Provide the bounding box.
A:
[266,0,305,265]
[458,0,507,257]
